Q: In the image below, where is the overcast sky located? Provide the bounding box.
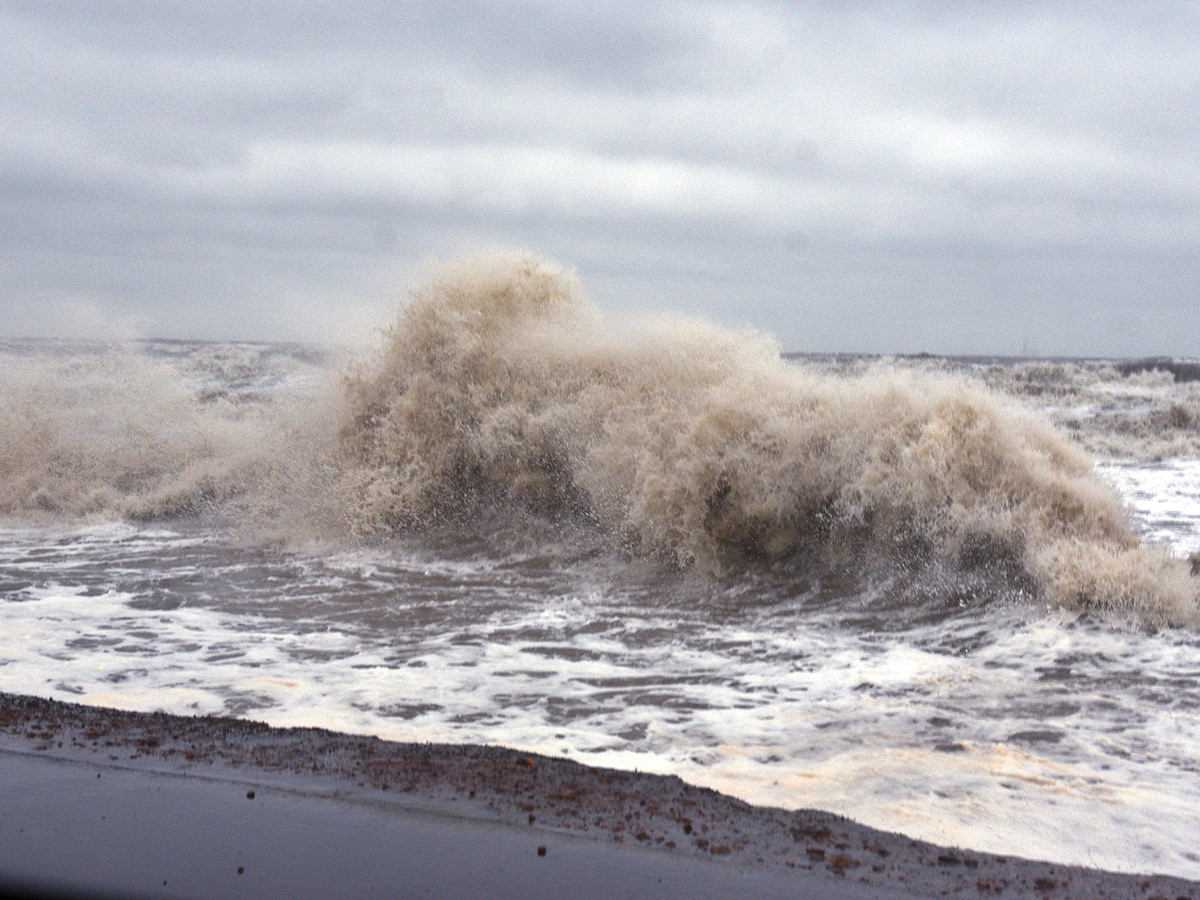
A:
[3,1,1198,355]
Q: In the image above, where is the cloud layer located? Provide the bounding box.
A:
[3,1,1198,354]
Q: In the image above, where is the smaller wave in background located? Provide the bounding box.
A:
[971,360,1200,460]
[0,340,337,525]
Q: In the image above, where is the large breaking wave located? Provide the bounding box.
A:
[336,253,1198,627]
[2,253,1198,627]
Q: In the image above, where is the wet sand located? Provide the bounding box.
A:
[1,692,1196,899]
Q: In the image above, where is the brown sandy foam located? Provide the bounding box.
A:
[1,692,1195,899]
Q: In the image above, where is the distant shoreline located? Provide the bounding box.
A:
[6,334,1200,369]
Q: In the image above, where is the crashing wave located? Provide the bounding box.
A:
[337,253,1200,627]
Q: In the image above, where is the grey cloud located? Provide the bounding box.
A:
[12,1,699,90]
[2,1,1199,354]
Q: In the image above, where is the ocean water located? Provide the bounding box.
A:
[2,254,1199,877]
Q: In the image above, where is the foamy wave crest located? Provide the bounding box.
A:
[338,252,1200,627]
